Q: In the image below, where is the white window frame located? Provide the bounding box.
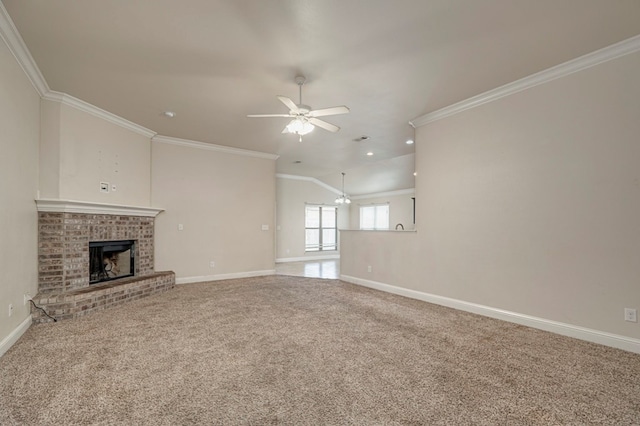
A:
[305,205,338,252]
[359,203,390,230]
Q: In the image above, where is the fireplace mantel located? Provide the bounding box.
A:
[35,199,164,217]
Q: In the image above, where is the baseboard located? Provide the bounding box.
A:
[340,275,640,354]
[0,315,32,358]
[176,269,276,285]
[276,254,340,263]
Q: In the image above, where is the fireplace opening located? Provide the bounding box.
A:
[89,240,135,284]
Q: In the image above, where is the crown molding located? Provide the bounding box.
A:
[42,91,156,138]
[351,188,415,200]
[35,199,164,217]
[276,173,343,196]
[0,1,49,95]
[410,34,640,128]
[153,135,279,160]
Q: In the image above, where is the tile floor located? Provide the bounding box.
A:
[275,259,340,279]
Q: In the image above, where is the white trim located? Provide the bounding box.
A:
[340,275,640,354]
[0,2,49,95]
[42,91,156,138]
[175,269,276,284]
[0,316,32,358]
[154,135,279,160]
[35,199,164,217]
[410,34,640,127]
[276,174,342,196]
[351,188,415,200]
[276,254,340,263]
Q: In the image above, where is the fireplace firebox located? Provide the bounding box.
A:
[90,240,135,284]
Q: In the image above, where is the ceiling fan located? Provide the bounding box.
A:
[247,76,350,142]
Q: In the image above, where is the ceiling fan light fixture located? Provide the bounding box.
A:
[286,118,314,136]
[248,75,349,141]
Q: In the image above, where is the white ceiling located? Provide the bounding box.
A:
[3,0,640,195]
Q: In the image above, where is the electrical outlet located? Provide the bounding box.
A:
[367,265,372,273]
[209,261,215,268]
[8,304,13,317]
[100,182,109,193]
[624,308,637,323]
[178,224,184,231]
[24,293,32,306]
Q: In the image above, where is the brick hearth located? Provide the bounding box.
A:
[31,272,174,322]
[33,203,175,322]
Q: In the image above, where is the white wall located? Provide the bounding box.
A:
[341,49,640,346]
[349,191,415,230]
[152,140,276,282]
[276,177,349,261]
[0,35,40,349]
[40,99,152,206]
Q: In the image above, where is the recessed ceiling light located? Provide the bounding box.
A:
[406,139,414,145]
[162,111,176,118]
[413,172,417,176]
[366,152,373,156]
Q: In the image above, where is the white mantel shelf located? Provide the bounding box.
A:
[35,199,164,217]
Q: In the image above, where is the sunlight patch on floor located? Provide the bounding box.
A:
[275,259,339,279]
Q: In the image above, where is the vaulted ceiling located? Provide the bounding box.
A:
[3,0,640,194]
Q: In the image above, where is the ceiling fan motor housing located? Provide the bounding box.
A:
[295,105,311,115]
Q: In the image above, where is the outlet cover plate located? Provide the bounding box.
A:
[624,308,637,322]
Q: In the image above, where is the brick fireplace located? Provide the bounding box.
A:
[33,200,175,322]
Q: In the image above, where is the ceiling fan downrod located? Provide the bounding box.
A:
[295,75,306,106]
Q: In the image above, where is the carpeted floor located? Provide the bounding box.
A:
[1,275,639,425]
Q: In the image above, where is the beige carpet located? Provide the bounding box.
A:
[1,275,639,425]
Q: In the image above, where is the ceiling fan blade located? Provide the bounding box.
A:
[309,117,340,132]
[247,114,293,118]
[309,105,350,117]
[277,96,300,113]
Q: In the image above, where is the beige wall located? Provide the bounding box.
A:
[0,37,40,345]
[39,100,61,199]
[349,191,415,231]
[152,141,276,281]
[39,100,152,206]
[342,51,640,341]
[276,177,349,261]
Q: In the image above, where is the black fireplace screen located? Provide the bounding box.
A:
[89,240,135,284]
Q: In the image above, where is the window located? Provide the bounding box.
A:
[359,204,389,230]
[305,205,337,251]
